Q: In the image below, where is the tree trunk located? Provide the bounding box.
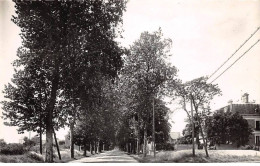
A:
[40,126,42,155]
[195,111,209,157]
[44,63,59,163]
[94,141,96,154]
[191,96,209,157]
[90,143,93,155]
[143,124,147,157]
[196,132,200,149]
[137,112,140,155]
[70,124,74,159]
[152,97,155,158]
[45,104,55,162]
[136,138,139,155]
[130,143,132,154]
[83,145,87,157]
[103,142,105,152]
[134,141,136,154]
[135,139,138,154]
[97,141,100,154]
[190,96,195,157]
[199,123,209,157]
[53,128,61,160]
[45,119,53,162]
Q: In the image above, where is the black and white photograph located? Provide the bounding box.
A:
[0,0,260,163]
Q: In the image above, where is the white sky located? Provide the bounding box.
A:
[1,0,260,143]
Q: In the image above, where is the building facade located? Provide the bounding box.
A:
[169,132,181,144]
[217,93,260,145]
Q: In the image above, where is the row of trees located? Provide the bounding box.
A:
[115,29,178,157]
[1,0,127,162]
[1,0,224,162]
[72,80,123,156]
[69,28,177,157]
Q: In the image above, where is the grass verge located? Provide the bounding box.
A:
[0,149,85,163]
[0,153,44,163]
[131,150,260,163]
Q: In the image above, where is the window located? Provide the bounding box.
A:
[256,121,260,130]
[256,136,260,146]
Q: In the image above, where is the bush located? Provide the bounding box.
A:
[30,145,40,153]
[0,143,26,155]
[23,137,36,151]
[156,143,175,151]
[0,139,7,147]
[0,154,43,163]
[26,151,44,162]
[241,145,253,150]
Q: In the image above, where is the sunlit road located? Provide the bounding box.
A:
[68,149,138,163]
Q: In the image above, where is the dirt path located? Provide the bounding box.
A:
[67,149,138,163]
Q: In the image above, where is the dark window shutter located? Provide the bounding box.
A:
[256,121,260,130]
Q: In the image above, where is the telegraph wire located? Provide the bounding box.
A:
[210,39,260,83]
[208,26,260,80]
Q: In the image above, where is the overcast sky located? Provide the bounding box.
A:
[1,0,260,143]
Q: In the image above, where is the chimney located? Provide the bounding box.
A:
[242,93,249,103]
[228,100,233,111]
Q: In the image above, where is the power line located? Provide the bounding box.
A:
[210,39,260,83]
[208,26,260,80]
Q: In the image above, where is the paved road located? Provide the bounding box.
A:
[68,149,138,163]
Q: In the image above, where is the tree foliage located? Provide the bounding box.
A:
[206,110,252,147]
[1,50,48,134]
[2,1,126,162]
[73,78,123,154]
[118,28,178,155]
[175,76,221,156]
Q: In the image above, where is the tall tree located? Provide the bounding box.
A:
[122,28,177,157]
[2,1,126,162]
[176,77,221,157]
[1,48,49,154]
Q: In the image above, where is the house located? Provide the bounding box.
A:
[169,132,180,143]
[65,135,81,151]
[216,93,260,146]
[19,139,25,144]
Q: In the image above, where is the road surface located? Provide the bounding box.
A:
[67,149,138,163]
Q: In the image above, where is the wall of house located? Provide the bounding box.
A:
[246,119,258,145]
[248,134,255,145]
[246,119,255,129]
[244,117,260,145]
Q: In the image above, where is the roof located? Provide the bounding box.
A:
[170,132,180,140]
[217,104,260,115]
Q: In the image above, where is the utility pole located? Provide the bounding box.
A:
[190,94,195,157]
[153,97,156,158]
